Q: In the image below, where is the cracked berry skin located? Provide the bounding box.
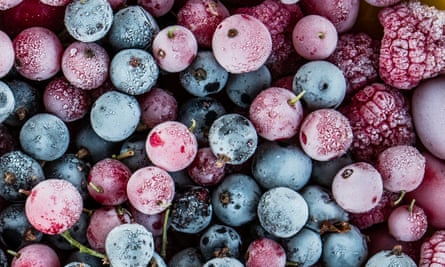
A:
[378,1,445,90]
[327,32,380,95]
[340,83,415,163]
[420,230,445,267]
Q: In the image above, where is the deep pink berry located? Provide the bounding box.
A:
[177,0,230,48]
[138,87,178,129]
[378,1,445,90]
[13,26,63,81]
[187,147,226,186]
[388,203,428,242]
[327,32,380,95]
[420,230,445,267]
[340,83,416,163]
[245,238,286,267]
[138,0,174,17]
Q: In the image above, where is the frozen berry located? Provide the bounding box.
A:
[292,14,338,60]
[0,0,22,10]
[419,230,445,266]
[327,32,380,95]
[138,0,174,17]
[340,83,416,163]
[0,30,14,78]
[212,14,272,74]
[378,1,445,89]
[0,81,14,124]
[387,202,428,242]
[365,0,401,7]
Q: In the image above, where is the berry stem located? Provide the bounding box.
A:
[6,249,20,258]
[408,198,416,214]
[112,149,135,160]
[60,230,107,261]
[287,90,306,106]
[161,207,170,259]
[75,148,89,159]
[88,182,104,193]
[393,190,406,206]
[188,119,196,133]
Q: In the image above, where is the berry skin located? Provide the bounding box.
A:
[365,0,401,7]
[61,41,110,90]
[0,30,14,78]
[188,147,226,186]
[0,81,14,124]
[340,83,416,163]
[365,247,416,267]
[0,0,22,10]
[292,15,338,60]
[299,108,353,161]
[11,243,60,267]
[177,0,230,48]
[138,0,174,17]
[327,32,380,95]
[138,87,178,129]
[13,26,63,81]
[212,14,272,74]
[387,203,428,242]
[378,1,445,90]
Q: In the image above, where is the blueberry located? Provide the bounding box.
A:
[90,91,141,142]
[199,224,242,260]
[257,187,309,238]
[19,113,70,161]
[365,248,417,267]
[211,173,261,227]
[109,49,159,95]
[0,81,15,124]
[283,227,322,267]
[300,185,349,233]
[179,50,228,97]
[322,224,368,267]
[45,212,89,250]
[202,257,244,267]
[251,141,312,191]
[168,247,204,267]
[3,79,40,127]
[107,5,159,51]
[64,0,113,42]
[293,60,346,110]
[177,96,226,146]
[225,65,271,108]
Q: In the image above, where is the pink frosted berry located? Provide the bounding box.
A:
[39,0,70,6]
[177,0,230,48]
[327,32,380,95]
[378,1,445,90]
[245,238,287,267]
[420,230,445,267]
[13,26,63,81]
[152,25,198,73]
[11,244,60,267]
[146,120,198,172]
[212,14,272,74]
[292,14,338,60]
[387,203,428,242]
[43,76,91,122]
[0,0,22,10]
[299,108,353,161]
[61,41,110,90]
[0,30,14,78]
[349,190,399,229]
[138,0,175,17]
[249,87,304,141]
[332,162,383,213]
[340,83,416,163]
[376,145,425,193]
[300,0,360,33]
[365,0,401,7]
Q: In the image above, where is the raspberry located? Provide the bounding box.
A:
[419,230,445,267]
[233,0,304,78]
[340,83,415,163]
[328,32,380,95]
[378,1,445,90]
[348,190,399,229]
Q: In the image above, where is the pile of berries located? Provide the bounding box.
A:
[0,0,445,266]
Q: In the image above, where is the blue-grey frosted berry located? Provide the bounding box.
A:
[150,252,167,267]
[107,5,159,51]
[365,248,417,267]
[311,152,354,188]
[64,0,114,42]
[199,224,242,260]
[90,91,141,142]
[208,113,257,165]
[300,185,349,233]
[257,187,309,238]
[251,141,312,191]
[0,81,14,124]
[322,224,368,267]
[293,60,346,110]
[179,51,228,97]
[202,257,244,267]
[225,65,271,108]
[212,173,261,227]
[283,227,322,267]
[4,80,40,127]
[168,247,204,267]
[109,48,159,95]
[19,113,70,161]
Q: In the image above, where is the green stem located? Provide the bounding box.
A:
[60,231,107,260]
[393,190,406,206]
[288,90,306,106]
[161,208,171,259]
